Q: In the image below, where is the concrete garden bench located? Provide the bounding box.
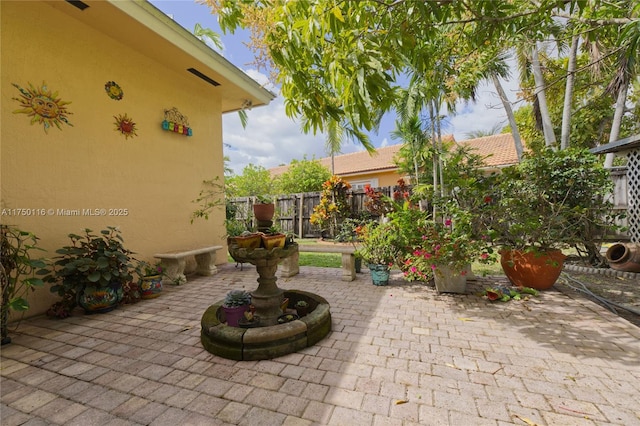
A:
[280,244,358,282]
[154,245,222,285]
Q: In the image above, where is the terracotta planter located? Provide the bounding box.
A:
[605,243,640,272]
[253,203,275,221]
[500,249,566,290]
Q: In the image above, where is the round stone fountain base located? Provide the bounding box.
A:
[201,290,331,360]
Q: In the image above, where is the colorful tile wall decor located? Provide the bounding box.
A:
[162,107,192,136]
[104,81,124,100]
[12,82,73,133]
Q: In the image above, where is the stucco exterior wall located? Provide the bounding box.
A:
[342,170,405,188]
[1,1,227,316]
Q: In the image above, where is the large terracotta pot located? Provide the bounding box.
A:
[500,249,566,290]
[253,203,275,221]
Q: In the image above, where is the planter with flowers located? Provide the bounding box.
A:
[403,217,494,293]
[137,261,164,299]
[356,222,401,286]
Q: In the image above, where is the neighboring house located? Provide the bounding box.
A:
[270,133,521,187]
[1,0,274,316]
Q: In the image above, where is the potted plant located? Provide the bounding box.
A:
[232,230,262,249]
[356,222,401,286]
[294,300,309,317]
[0,225,46,345]
[42,227,136,315]
[487,148,619,290]
[253,195,275,223]
[260,225,286,250]
[136,260,164,299]
[222,289,251,327]
[402,218,494,293]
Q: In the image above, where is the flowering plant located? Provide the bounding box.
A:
[138,260,165,277]
[403,218,494,282]
[310,175,352,236]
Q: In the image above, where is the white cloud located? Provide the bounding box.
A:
[223,96,329,174]
[224,63,524,175]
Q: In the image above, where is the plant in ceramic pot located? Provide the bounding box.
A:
[136,260,165,299]
[260,225,286,250]
[42,227,136,315]
[222,289,251,327]
[356,222,401,286]
[487,148,619,290]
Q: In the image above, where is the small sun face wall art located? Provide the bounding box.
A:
[114,113,138,139]
[104,81,123,100]
[12,82,73,133]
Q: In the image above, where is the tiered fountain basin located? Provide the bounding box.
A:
[200,242,332,360]
[201,290,331,360]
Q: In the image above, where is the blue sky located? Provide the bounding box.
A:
[150,1,521,175]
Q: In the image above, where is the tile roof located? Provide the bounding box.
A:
[457,133,522,168]
[269,133,520,176]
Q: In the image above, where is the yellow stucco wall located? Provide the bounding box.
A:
[342,170,405,187]
[1,1,227,317]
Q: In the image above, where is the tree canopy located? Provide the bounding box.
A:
[275,157,331,194]
[205,0,638,152]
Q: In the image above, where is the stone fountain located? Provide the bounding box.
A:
[200,240,332,360]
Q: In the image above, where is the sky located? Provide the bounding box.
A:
[150,0,523,175]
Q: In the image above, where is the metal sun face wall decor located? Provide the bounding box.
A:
[12,82,74,133]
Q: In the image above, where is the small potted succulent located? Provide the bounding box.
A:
[222,289,251,327]
[294,300,309,317]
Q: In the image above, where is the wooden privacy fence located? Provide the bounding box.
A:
[228,186,394,238]
[229,169,630,239]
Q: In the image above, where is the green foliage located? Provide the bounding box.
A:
[1,225,46,341]
[42,227,137,310]
[209,0,637,153]
[488,148,621,263]
[275,157,331,194]
[356,222,402,266]
[191,176,225,223]
[226,164,274,198]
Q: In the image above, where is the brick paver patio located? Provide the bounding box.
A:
[2,263,639,425]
